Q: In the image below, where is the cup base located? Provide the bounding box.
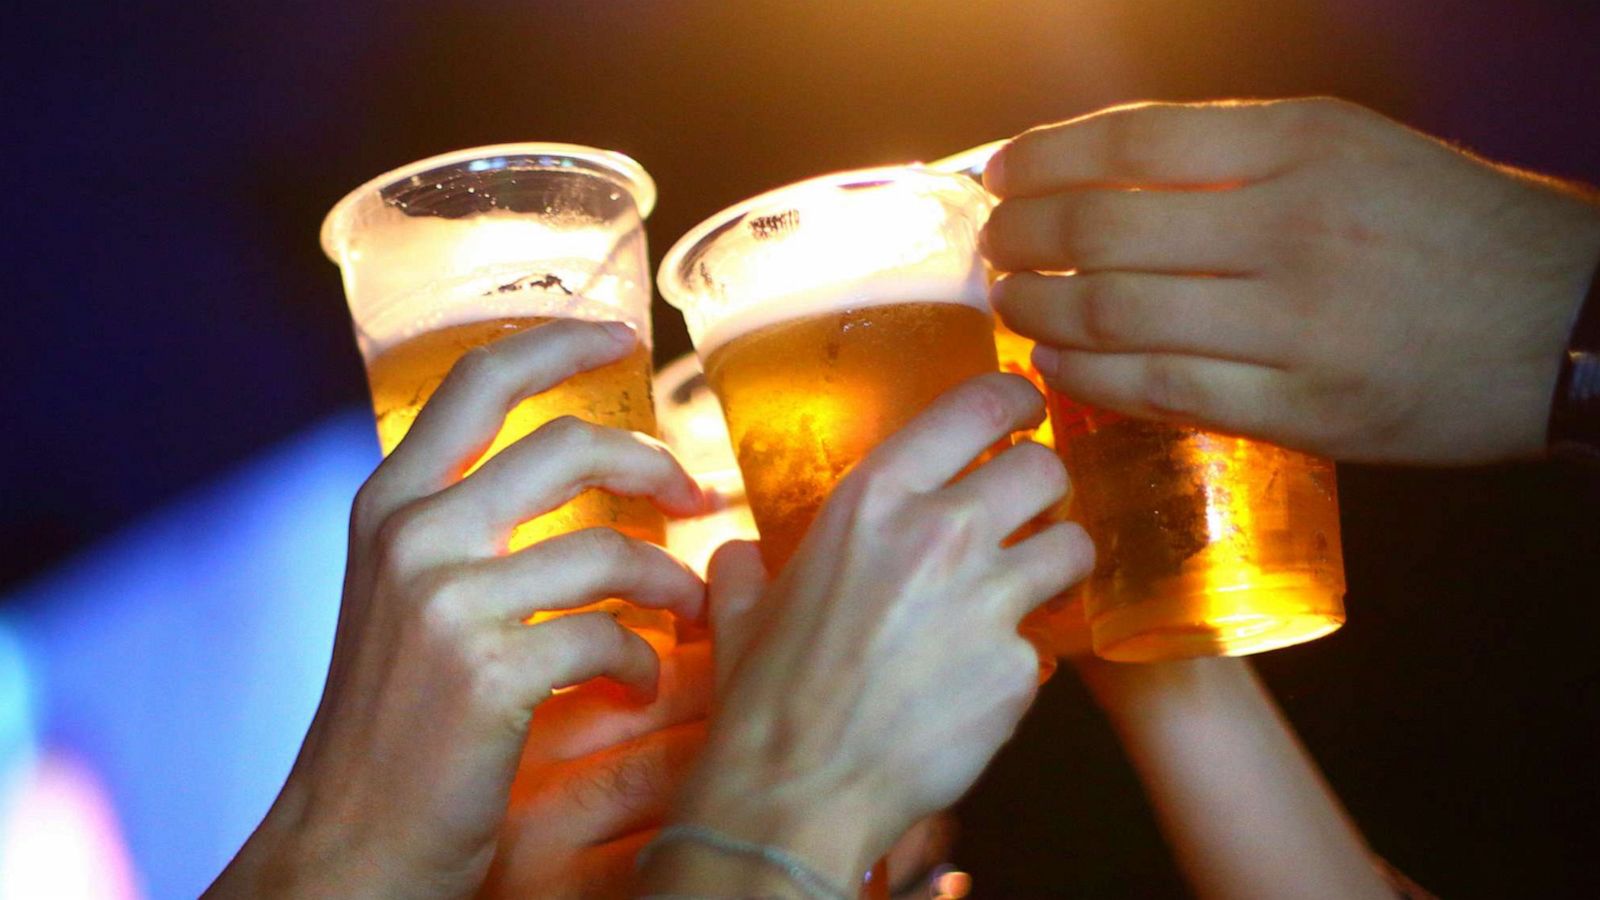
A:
[1088,581,1344,663]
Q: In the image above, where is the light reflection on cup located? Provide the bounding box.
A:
[321,143,674,651]
[933,140,1346,662]
[654,353,759,577]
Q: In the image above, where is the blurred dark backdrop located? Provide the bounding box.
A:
[4,1,1598,896]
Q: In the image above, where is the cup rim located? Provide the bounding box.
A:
[656,164,991,311]
[319,142,656,262]
[927,139,1008,182]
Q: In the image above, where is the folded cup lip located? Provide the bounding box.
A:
[655,163,991,312]
[319,142,656,262]
[926,138,1008,183]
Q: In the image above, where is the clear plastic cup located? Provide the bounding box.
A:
[322,143,674,651]
[658,165,999,571]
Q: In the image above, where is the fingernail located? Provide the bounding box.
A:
[984,144,1008,194]
[600,321,637,344]
[988,273,1010,311]
[697,484,732,512]
[1032,345,1061,379]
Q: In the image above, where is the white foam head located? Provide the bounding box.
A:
[658,165,994,355]
[321,143,655,360]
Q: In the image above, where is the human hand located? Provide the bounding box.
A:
[478,645,961,900]
[641,373,1095,894]
[206,320,713,899]
[982,98,1600,464]
[476,641,715,899]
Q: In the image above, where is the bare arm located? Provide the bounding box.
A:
[1078,656,1409,900]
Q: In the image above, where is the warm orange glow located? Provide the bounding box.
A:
[704,302,1000,570]
[366,315,674,651]
[993,321,1055,449]
[1047,395,1345,662]
[653,355,761,577]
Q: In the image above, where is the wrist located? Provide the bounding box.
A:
[670,754,882,890]
[211,781,405,900]
[208,802,316,898]
[1076,656,1258,724]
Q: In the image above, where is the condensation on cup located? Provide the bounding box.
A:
[933,140,1347,663]
[321,143,675,651]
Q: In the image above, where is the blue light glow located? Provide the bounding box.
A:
[0,412,379,898]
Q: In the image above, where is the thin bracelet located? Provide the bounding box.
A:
[635,824,853,900]
[1548,254,1600,461]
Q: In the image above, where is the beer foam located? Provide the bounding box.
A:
[336,206,652,359]
[694,271,989,356]
[354,271,651,359]
[660,166,995,355]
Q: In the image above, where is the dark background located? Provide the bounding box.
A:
[4,1,1599,896]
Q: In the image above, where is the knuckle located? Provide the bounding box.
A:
[1103,107,1169,178]
[575,524,633,560]
[1061,195,1117,261]
[1284,97,1372,150]
[1074,276,1135,347]
[903,493,983,555]
[415,569,473,634]
[1002,641,1042,699]
[850,465,908,524]
[962,377,1020,433]
[1139,357,1206,418]
[448,344,504,391]
[578,610,630,654]
[373,501,441,573]
[539,414,598,452]
[350,478,393,537]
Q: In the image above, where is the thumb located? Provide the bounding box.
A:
[705,540,768,688]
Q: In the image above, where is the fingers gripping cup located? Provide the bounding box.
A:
[658,166,1003,572]
[661,164,1007,900]
[930,141,1081,661]
[933,140,1347,663]
[322,143,674,651]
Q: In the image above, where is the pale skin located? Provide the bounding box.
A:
[1075,654,1404,900]
[638,374,1098,896]
[204,319,955,899]
[205,319,723,898]
[982,98,1600,465]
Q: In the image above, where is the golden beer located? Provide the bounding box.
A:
[1048,394,1345,661]
[992,321,1085,663]
[705,302,1000,569]
[324,144,672,652]
[932,138,1346,662]
[363,314,672,646]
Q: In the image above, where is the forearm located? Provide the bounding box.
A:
[637,766,878,899]
[1080,657,1394,900]
[204,783,413,900]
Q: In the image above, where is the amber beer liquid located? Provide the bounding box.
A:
[322,144,674,651]
[704,301,1000,569]
[361,315,670,643]
[992,321,1086,659]
[1050,394,1345,662]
